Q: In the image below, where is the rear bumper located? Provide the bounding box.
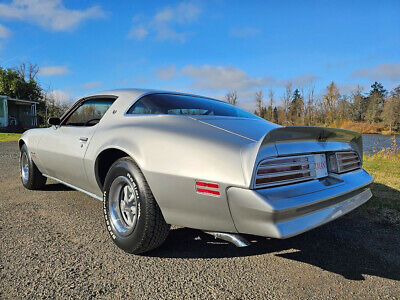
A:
[227,169,373,238]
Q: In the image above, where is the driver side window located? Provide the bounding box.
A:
[64,98,115,126]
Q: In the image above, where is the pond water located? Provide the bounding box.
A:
[362,134,400,154]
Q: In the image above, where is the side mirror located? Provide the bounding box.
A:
[48,117,61,126]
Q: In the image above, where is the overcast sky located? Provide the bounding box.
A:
[0,0,399,110]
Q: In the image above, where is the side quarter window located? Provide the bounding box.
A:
[127,99,152,114]
[63,98,116,126]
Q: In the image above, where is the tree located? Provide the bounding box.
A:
[304,87,315,125]
[289,89,304,124]
[282,83,292,125]
[0,64,42,101]
[273,107,278,123]
[350,85,367,121]
[15,62,39,81]
[382,85,400,133]
[42,91,70,121]
[365,82,387,123]
[322,81,340,125]
[225,91,238,106]
[391,85,400,98]
[254,90,265,118]
[268,89,274,120]
[336,95,352,123]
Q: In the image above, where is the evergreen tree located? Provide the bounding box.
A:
[289,89,304,124]
[365,82,386,123]
[273,107,278,123]
[382,85,400,132]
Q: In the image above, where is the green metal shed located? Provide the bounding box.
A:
[0,95,38,129]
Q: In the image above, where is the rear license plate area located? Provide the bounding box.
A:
[313,154,328,178]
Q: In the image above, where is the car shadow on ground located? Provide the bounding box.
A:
[41,183,73,191]
[149,216,400,282]
[369,183,400,212]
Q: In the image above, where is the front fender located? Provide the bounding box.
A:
[18,128,48,173]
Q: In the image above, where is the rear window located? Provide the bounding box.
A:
[126,93,259,119]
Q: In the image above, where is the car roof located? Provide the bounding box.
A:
[89,88,161,97]
[82,88,225,112]
[87,88,216,100]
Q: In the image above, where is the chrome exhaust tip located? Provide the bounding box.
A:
[204,231,250,247]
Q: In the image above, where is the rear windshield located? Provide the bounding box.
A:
[126,93,259,119]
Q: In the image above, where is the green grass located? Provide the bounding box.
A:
[0,133,22,142]
[363,154,400,212]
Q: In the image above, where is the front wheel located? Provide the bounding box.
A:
[20,144,47,190]
[103,157,170,254]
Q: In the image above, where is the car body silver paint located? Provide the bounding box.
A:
[19,89,374,237]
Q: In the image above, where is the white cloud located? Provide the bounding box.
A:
[289,74,320,87]
[155,64,320,111]
[39,65,69,76]
[181,65,269,90]
[0,24,10,49]
[154,24,186,42]
[352,63,400,82]
[156,66,176,80]
[157,64,319,91]
[154,1,201,24]
[128,24,148,40]
[0,24,11,38]
[229,27,261,39]
[81,81,101,90]
[0,0,105,31]
[128,1,201,42]
[326,55,377,70]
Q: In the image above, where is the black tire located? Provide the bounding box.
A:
[20,144,47,190]
[103,157,170,254]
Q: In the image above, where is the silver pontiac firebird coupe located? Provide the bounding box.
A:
[19,89,374,254]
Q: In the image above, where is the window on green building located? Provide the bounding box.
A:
[0,99,5,118]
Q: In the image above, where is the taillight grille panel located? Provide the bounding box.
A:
[254,151,362,189]
[334,151,361,173]
[255,155,317,188]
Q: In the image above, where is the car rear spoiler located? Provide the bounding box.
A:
[261,126,363,158]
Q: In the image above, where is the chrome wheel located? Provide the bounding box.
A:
[108,176,138,236]
[20,152,29,184]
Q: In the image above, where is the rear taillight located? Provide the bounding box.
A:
[254,151,361,189]
[254,155,315,188]
[328,151,361,173]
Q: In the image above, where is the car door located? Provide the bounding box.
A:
[36,97,116,190]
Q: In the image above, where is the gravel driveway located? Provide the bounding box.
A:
[1,142,399,299]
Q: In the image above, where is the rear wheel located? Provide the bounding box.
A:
[103,157,170,254]
[20,144,47,190]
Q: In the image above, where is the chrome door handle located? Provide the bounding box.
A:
[79,137,88,142]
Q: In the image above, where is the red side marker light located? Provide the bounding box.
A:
[196,181,220,196]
